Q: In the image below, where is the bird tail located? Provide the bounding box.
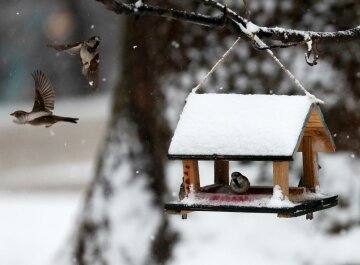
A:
[55,116,79,124]
[46,44,60,50]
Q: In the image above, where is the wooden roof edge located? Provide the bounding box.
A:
[167,154,294,161]
[311,104,336,152]
[294,104,335,153]
[291,103,314,157]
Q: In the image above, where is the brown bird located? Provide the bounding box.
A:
[230,171,250,194]
[47,36,101,88]
[10,70,78,127]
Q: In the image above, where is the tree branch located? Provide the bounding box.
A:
[95,0,360,65]
[252,41,303,50]
[257,26,360,43]
[95,0,227,28]
[196,0,360,42]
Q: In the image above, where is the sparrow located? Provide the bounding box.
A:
[178,178,188,219]
[230,171,250,194]
[10,70,79,127]
[47,36,101,88]
[179,177,186,200]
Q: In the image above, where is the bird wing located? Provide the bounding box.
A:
[86,53,100,88]
[31,71,55,113]
[47,42,82,55]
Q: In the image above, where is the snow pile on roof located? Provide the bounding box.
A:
[168,93,313,158]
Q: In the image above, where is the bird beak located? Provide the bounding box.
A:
[10,112,15,116]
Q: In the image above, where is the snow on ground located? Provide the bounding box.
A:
[0,154,358,265]
[167,153,360,265]
[0,95,109,265]
[0,192,82,265]
[169,212,360,265]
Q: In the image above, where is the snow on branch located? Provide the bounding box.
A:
[96,0,360,66]
[95,0,228,28]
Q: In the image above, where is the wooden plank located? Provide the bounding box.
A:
[298,136,334,152]
[214,160,229,185]
[306,122,323,128]
[200,184,305,195]
[169,154,293,161]
[301,137,319,191]
[309,108,322,123]
[182,160,200,194]
[303,128,327,137]
[164,195,338,217]
[299,106,335,153]
[312,137,334,152]
[248,186,304,195]
[273,161,289,197]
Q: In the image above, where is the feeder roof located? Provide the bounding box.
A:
[168,93,334,161]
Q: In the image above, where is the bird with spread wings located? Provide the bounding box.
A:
[47,36,101,89]
[10,70,79,128]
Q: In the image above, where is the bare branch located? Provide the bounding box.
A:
[95,0,227,28]
[196,0,360,43]
[95,0,360,65]
[252,40,303,50]
[97,0,360,43]
[258,26,360,43]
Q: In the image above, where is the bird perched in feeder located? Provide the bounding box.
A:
[10,70,79,127]
[230,171,250,194]
[47,36,101,88]
[178,177,186,200]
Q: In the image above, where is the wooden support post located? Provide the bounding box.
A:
[302,136,319,191]
[273,161,289,198]
[214,160,229,185]
[182,160,200,195]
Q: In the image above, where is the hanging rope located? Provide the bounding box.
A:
[252,35,324,104]
[191,28,324,104]
[192,37,241,93]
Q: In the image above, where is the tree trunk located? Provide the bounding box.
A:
[72,12,182,265]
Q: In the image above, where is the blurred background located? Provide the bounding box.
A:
[0,1,359,265]
[0,1,118,264]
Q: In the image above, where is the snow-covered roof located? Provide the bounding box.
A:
[168,93,322,160]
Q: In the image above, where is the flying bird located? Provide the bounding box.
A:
[47,36,101,88]
[10,70,79,127]
[230,171,250,194]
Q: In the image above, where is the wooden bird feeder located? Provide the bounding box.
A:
[165,93,338,218]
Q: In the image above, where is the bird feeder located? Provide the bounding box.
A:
[165,93,338,218]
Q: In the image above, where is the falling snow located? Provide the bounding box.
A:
[171,41,180,48]
[134,0,143,9]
